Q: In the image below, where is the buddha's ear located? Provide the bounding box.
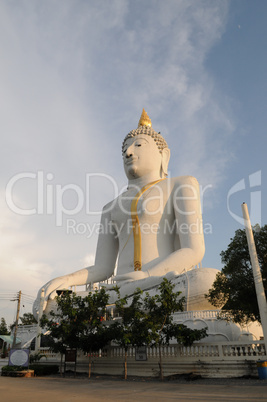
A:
[161,148,170,177]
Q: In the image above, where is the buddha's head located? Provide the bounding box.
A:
[122,110,170,180]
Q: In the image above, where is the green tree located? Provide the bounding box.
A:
[76,289,111,377]
[112,280,207,380]
[0,318,10,355]
[40,288,110,377]
[10,312,38,330]
[206,225,267,324]
[0,318,9,335]
[143,279,207,380]
[20,312,37,325]
[111,288,148,379]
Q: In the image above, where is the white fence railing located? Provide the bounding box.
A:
[39,340,266,362]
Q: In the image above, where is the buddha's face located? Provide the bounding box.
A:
[123,135,162,180]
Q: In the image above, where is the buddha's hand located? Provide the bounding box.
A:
[100,270,180,291]
[164,271,179,281]
[100,270,149,290]
[115,269,179,283]
[114,271,149,282]
[33,276,70,319]
[105,269,180,288]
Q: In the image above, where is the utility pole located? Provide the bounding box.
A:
[242,203,267,351]
[12,290,22,348]
[35,288,45,351]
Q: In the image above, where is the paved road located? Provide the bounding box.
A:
[0,376,267,402]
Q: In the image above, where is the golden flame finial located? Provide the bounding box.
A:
[138,109,152,128]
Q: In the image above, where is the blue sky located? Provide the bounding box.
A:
[0,0,266,324]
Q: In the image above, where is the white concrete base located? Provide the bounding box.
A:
[173,310,263,342]
[38,339,266,378]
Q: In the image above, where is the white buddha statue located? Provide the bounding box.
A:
[33,110,219,317]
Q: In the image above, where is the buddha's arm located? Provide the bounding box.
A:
[146,176,205,276]
[67,204,119,286]
[34,205,119,313]
[145,231,204,277]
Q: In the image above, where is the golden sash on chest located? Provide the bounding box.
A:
[131,179,165,271]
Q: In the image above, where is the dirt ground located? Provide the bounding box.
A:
[1,374,267,402]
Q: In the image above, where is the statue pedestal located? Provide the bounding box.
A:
[173,310,263,342]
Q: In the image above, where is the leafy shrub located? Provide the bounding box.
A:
[1,365,25,372]
[1,364,59,376]
[29,352,47,363]
[29,364,59,376]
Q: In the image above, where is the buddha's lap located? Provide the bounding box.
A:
[44,267,219,315]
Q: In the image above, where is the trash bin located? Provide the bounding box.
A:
[257,361,267,379]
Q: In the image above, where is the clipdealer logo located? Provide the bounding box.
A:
[5,171,213,227]
[5,170,261,233]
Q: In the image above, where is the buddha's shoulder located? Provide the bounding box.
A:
[102,198,118,213]
[165,175,199,189]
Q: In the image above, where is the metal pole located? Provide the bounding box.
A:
[12,290,21,348]
[241,203,267,347]
[35,288,45,351]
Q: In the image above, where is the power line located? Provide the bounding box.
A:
[0,296,17,301]
[21,293,35,299]
[21,294,35,299]
[0,292,36,302]
[0,292,35,297]
[21,295,35,301]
